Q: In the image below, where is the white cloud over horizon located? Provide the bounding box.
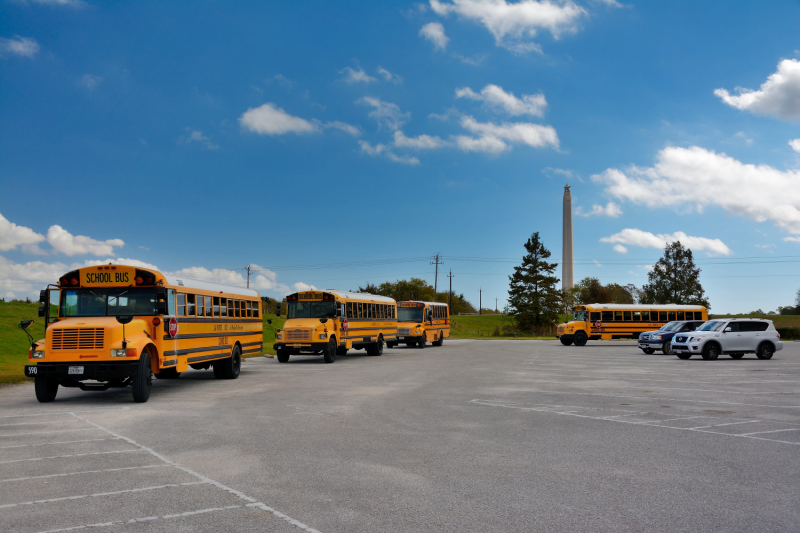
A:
[592,146,800,235]
[0,214,125,257]
[357,97,410,131]
[789,138,800,153]
[239,103,358,137]
[419,22,449,50]
[0,36,40,58]
[600,228,732,256]
[456,115,559,153]
[339,66,377,84]
[358,141,420,165]
[456,84,547,117]
[575,202,622,217]
[394,130,448,149]
[714,59,800,122]
[377,67,403,84]
[429,0,586,54]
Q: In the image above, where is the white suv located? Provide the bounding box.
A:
[670,318,783,360]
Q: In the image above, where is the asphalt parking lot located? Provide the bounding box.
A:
[1,340,799,533]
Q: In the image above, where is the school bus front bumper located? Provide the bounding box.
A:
[273,342,330,352]
[24,361,140,381]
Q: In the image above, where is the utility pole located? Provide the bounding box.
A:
[479,288,482,315]
[244,265,252,289]
[495,298,497,313]
[430,253,443,300]
[447,270,454,307]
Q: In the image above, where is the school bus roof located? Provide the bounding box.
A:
[161,273,261,298]
[316,289,396,303]
[400,300,448,307]
[579,304,705,310]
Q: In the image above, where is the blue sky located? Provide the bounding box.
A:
[1,0,799,313]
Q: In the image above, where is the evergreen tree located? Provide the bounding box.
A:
[639,241,710,308]
[507,232,561,332]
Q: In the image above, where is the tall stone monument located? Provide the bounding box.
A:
[562,184,574,293]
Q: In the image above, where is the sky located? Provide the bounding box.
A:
[1,0,799,313]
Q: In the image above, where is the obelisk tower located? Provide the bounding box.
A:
[562,184,574,293]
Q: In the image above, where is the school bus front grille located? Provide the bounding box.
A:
[51,328,105,350]
[398,328,411,335]
[286,328,312,342]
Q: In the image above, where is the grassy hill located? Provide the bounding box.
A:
[449,314,564,339]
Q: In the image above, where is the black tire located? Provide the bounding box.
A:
[132,351,153,403]
[433,333,443,347]
[277,349,290,363]
[220,345,241,378]
[212,361,225,378]
[756,342,774,360]
[371,335,384,356]
[642,348,655,354]
[418,335,426,349]
[336,346,348,356]
[560,337,573,346]
[662,342,673,356]
[34,376,58,403]
[155,367,181,379]
[573,332,587,347]
[676,352,692,360]
[730,353,744,359]
[702,343,720,361]
[323,337,337,363]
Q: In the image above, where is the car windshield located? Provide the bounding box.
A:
[660,321,680,331]
[697,321,725,332]
[287,301,336,319]
[60,288,157,317]
[398,308,424,322]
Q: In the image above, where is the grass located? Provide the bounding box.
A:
[450,314,558,340]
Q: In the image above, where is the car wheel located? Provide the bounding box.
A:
[756,342,774,360]
[702,343,720,361]
[730,353,744,359]
[662,343,673,355]
[323,338,337,364]
[277,349,290,363]
[560,337,573,346]
[132,351,153,403]
[34,376,59,403]
[676,352,692,360]
[573,332,587,346]
[642,348,655,354]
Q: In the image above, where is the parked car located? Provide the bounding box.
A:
[638,320,706,354]
[670,318,783,360]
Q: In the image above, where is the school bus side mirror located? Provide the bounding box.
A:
[276,303,281,317]
[19,320,34,330]
[38,303,46,317]
[39,290,48,303]
[155,287,167,315]
[267,319,272,325]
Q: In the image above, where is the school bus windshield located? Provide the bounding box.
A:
[60,288,157,317]
[397,308,424,322]
[287,301,336,319]
[572,310,588,321]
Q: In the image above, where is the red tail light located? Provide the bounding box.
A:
[70,278,78,286]
[28,347,33,360]
[135,276,144,285]
[152,318,161,326]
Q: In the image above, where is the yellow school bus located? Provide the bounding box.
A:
[389,301,450,349]
[556,304,708,346]
[273,290,397,363]
[24,264,263,403]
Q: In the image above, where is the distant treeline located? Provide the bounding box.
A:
[355,278,477,315]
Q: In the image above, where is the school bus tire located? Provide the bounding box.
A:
[560,337,573,346]
[368,335,384,356]
[323,337,337,364]
[433,333,444,347]
[277,350,290,363]
[573,331,588,347]
[34,375,59,403]
[418,334,426,348]
[155,367,180,379]
[216,344,241,378]
[132,350,153,403]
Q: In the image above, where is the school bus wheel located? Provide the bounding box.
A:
[368,335,384,356]
[573,331,588,347]
[132,349,153,403]
[277,349,290,363]
[418,335,426,349]
[560,337,573,346]
[433,332,444,347]
[34,375,59,403]
[323,337,337,364]
[215,344,242,378]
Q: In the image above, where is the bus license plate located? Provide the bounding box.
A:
[398,337,404,340]
[68,366,84,375]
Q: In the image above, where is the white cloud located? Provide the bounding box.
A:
[322,121,361,137]
[357,97,410,131]
[79,74,102,90]
[339,66,377,84]
[377,67,403,85]
[292,282,318,292]
[600,228,732,256]
[613,244,627,254]
[784,236,800,243]
[13,0,86,7]
[0,36,40,58]
[358,141,420,165]
[46,225,125,256]
[575,202,622,217]
[455,84,547,117]
[393,130,448,149]
[239,103,319,135]
[456,115,559,152]
[592,145,800,235]
[0,213,45,252]
[733,131,753,146]
[419,21,449,50]
[789,138,800,153]
[429,0,586,54]
[714,59,800,121]
[185,130,219,150]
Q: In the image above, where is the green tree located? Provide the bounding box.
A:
[567,277,637,305]
[357,278,477,314]
[639,241,710,308]
[507,232,562,332]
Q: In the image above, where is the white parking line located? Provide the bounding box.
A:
[500,389,800,408]
[0,481,207,509]
[0,419,86,428]
[0,428,102,438]
[0,464,169,483]
[0,448,143,464]
[35,506,243,533]
[0,437,121,449]
[0,408,130,419]
[688,420,761,430]
[738,428,800,436]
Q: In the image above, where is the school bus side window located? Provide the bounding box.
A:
[199,296,207,317]
[252,301,259,318]
[240,300,246,317]
[213,297,220,317]
[346,302,353,318]
[602,311,613,321]
[187,294,196,316]
[177,293,186,316]
[659,311,667,322]
[205,296,213,318]
[227,299,233,317]
[246,301,252,318]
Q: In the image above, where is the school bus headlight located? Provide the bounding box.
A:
[319,333,327,339]
[276,334,282,340]
[32,350,45,359]
[111,349,128,357]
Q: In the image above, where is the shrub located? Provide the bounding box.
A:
[493,325,501,337]
[777,327,800,340]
